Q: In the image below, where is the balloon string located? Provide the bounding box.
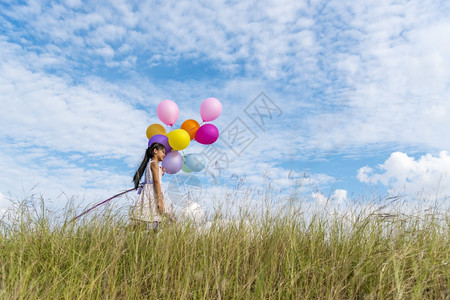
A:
[68,187,135,223]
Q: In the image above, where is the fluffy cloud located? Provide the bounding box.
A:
[0,192,9,208]
[311,189,347,206]
[1,0,322,81]
[358,151,450,199]
[0,38,150,207]
[306,1,450,152]
[0,40,149,160]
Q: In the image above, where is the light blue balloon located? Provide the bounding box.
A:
[185,153,206,172]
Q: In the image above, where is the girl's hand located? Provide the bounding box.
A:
[161,167,166,176]
[158,196,165,213]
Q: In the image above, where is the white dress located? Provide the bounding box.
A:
[131,160,173,223]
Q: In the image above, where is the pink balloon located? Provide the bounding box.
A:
[157,100,179,126]
[200,97,222,122]
[195,124,219,145]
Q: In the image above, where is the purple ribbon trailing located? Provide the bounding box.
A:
[69,187,135,223]
[69,181,154,223]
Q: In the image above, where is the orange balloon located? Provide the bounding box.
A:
[146,123,166,139]
[181,119,200,140]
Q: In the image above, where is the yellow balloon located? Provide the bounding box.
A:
[168,129,190,150]
[146,123,166,139]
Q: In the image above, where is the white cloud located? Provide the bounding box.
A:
[0,145,133,207]
[311,192,327,205]
[0,39,149,160]
[64,0,82,9]
[312,189,348,206]
[358,151,450,199]
[95,45,115,58]
[0,39,153,206]
[0,192,9,209]
[306,1,450,152]
[333,189,347,204]
[2,0,322,80]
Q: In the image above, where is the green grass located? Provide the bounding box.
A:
[0,197,448,299]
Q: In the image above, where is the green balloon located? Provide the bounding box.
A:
[182,155,193,173]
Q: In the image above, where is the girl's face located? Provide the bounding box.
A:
[154,148,166,161]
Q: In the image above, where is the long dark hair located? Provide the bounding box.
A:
[133,142,166,189]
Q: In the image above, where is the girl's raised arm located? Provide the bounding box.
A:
[150,160,164,213]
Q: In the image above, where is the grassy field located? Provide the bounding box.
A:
[0,197,448,299]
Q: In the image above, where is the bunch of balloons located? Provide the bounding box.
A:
[145,98,222,174]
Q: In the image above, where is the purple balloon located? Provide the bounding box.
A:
[195,124,219,145]
[148,134,172,153]
[162,151,183,174]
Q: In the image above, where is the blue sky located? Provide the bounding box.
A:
[1,0,450,214]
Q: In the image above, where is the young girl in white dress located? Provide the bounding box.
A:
[132,142,174,230]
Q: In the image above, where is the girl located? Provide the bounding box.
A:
[131,142,174,230]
